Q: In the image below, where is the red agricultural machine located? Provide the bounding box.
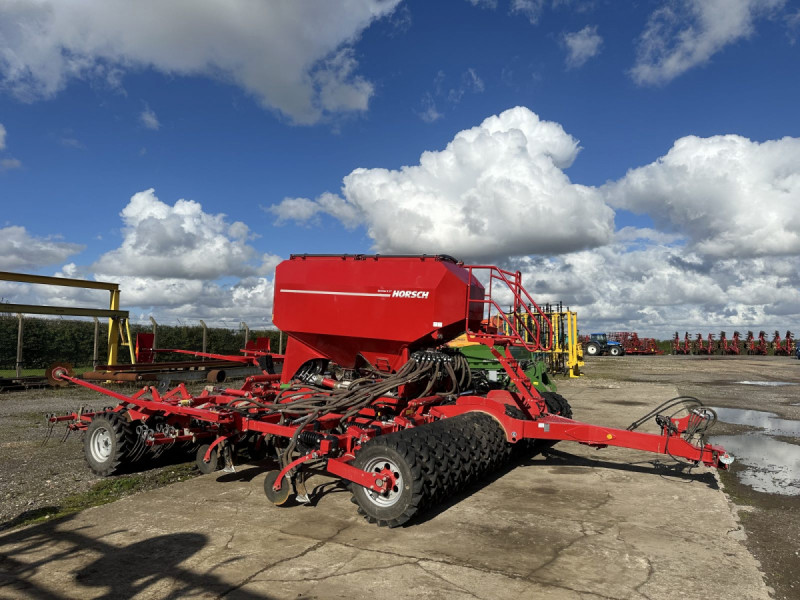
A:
[672,332,692,355]
[48,255,732,527]
[772,331,795,356]
[608,332,663,355]
[746,331,769,356]
[718,331,742,355]
[693,333,715,355]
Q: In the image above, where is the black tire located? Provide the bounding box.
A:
[585,342,600,356]
[541,391,573,419]
[351,435,425,527]
[84,413,135,476]
[609,346,622,357]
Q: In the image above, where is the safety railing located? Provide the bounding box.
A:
[463,265,553,352]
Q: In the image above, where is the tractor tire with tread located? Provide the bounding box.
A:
[350,412,513,526]
[350,433,426,527]
[541,391,574,419]
[84,412,137,476]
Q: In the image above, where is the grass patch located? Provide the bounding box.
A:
[0,367,92,378]
[2,462,198,530]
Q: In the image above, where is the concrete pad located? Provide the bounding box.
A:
[0,381,771,599]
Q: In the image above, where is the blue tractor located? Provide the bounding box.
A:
[584,333,624,357]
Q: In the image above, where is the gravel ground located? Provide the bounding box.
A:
[0,382,208,528]
[1,386,102,526]
[1,357,798,598]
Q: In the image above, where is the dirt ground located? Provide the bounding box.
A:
[1,356,798,598]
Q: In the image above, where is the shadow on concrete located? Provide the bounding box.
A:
[531,447,720,490]
[412,442,718,525]
[216,466,265,484]
[0,514,274,599]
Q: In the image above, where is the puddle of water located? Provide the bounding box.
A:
[710,434,800,496]
[711,406,800,496]
[735,381,796,387]
[712,407,800,438]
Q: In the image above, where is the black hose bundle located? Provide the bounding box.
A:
[258,351,471,467]
[627,395,718,465]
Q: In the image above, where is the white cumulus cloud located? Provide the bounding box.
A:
[0,225,84,271]
[93,188,280,280]
[562,25,602,68]
[0,0,400,124]
[603,134,800,259]
[631,0,785,85]
[0,123,6,149]
[516,243,800,338]
[100,275,276,327]
[270,106,615,260]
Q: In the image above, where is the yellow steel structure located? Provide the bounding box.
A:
[0,271,135,365]
[501,305,584,378]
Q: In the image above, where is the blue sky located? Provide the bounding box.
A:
[1,0,799,336]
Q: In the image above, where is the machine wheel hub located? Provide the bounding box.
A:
[363,458,402,507]
[89,426,113,462]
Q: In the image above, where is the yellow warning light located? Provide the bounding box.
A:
[606,433,614,440]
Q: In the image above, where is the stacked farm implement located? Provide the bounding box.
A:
[718,331,742,355]
[48,255,732,527]
[746,331,769,356]
[694,333,715,355]
[608,332,663,355]
[671,330,796,356]
[772,331,795,356]
[672,332,692,355]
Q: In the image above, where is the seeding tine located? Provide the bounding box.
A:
[222,444,236,473]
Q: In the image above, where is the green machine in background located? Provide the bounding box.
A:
[454,342,556,394]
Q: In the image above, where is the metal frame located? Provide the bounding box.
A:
[0,271,134,366]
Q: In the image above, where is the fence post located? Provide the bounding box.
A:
[149,316,158,357]
[241,321,249,347]
[199,320,208,359]
[93,317,100,369]
[16,313,23,378]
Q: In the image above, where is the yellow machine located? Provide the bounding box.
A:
[500,302,584,378]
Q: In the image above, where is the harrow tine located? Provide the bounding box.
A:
[42,413,56,446]
[133,425,149,461]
